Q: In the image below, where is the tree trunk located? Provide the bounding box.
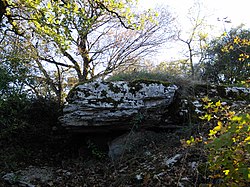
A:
[0,0,7,23]
[78,34,90,81]
[188,43,195,79]
[35,59,61,101]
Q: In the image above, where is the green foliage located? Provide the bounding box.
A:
[2,0,170,94]
[203,26,250,84]
[19,0,152,45]
[0,61,31,139]
[0,65,13,96]
[107,70,197,92]
[107,70,170,82]
[0,93,30,139]
[0,96,62,171]
[0,35,37,98]
[155,60,191,77]
[200,97,250,186]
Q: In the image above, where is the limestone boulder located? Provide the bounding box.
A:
[59,80,178,132]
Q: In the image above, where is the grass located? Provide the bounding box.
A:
[106,70,171,82]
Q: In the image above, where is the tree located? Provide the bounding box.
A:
[176,1,210,79]
[1,0,175,79]
[0,35,31,98]
[0,31,69,106]
[203,26,250,84]
[30,1,174,81]
[155,59,190,77]
[0,0,175,104]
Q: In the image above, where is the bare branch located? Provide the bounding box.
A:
[40,57,75,69]
[95,1,134,30]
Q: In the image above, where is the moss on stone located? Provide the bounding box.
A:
[108,82,122,93]
[100,90,108,97]
[71,79,93,88]
[67,80,92,99]
[128,81,143,95]
[94,97,122,108]
[94,82,100,89]
[127,79,171,95]
[67,87,81,103]
[130,79,171,87]
[67,79,174,104]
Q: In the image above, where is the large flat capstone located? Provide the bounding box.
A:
[59,80,178,132]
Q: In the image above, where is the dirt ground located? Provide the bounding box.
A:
[0,121,212,187]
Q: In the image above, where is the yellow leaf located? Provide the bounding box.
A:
[207,102,213,108]
[202,96,210,103]
[47,1,51,9]
[186,136,195,145]
[244,136,250,142]
[223,170,230,175]
[215,100,221,107]
[228,111,236,117]
[234,36,239,44]
[209,129,217,136]
[5,7,11,15]
[218,120,222,126]
[73,3,79,12]
[232,116,242,122]
[12,21,17,26]
[207,114,212,121]
[213,125,221,132]
[199,116,205,120]
[213,107,218,113]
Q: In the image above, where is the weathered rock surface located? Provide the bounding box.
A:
[2,166,54,187]
[59,80,178,132]
[190,84,250,101]
[59,80,250,133]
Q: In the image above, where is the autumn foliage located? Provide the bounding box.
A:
[199,97,250,185]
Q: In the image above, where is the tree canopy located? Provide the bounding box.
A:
[0,0,175,102]
[203,26,250,84]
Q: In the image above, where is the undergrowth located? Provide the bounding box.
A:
[185,97,250,186]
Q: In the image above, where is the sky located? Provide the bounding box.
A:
[139,0,250,28]
[138,0,250,63]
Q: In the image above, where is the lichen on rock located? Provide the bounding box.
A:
[59,80,178,132]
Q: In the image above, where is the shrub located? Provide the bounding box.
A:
[106,70,170,82]
[0,94,61,140]
[0,93,31,139]
[199,97,250,186]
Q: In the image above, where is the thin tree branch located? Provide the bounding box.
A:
[40,57,74,68]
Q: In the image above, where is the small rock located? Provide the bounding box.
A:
[164,154,182,167]
[135,173,143,180]
[2,172,35,187]
[47,181,54,186]
[189,161,198,171]
[66,171,71,176]
[2,173,16,184]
